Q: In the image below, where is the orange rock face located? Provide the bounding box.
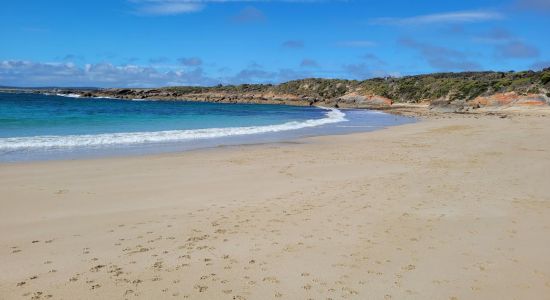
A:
[471,92,549,107]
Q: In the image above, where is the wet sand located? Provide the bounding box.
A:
[1,114,550,299]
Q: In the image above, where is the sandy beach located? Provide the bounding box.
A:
[1,113,550,299]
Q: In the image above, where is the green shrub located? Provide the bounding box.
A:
[160,69,546,103]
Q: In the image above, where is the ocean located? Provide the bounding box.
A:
[0,92,415,162]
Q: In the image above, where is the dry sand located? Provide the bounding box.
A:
[1,114,550,299]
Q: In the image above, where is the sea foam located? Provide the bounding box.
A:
[56,93,81,98]
[0,108,347,151]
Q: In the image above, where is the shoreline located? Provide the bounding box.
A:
[1,107,546,167]
[4,87,550,119]
[0,118,416,167]
[1,113,550,299]
[0,99,415,163]
[3,101,550,164]
[3,97,550,164]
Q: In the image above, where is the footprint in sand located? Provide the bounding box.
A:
[90,264,106,272]
[193,284,208,292]
[403,264,416,271]
[262,276,280,284]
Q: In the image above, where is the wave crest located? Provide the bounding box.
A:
[0,108,347,151]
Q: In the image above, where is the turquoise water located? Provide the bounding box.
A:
[0,92,415,161]
[0,93,331,137]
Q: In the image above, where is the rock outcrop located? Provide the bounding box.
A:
[17,68,550,113]
[336,93,393,108]
[471,92,549,107]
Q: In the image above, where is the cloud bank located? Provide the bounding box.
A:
[0,60,322,87]
[0,60,216,87]
[371,10,503,25]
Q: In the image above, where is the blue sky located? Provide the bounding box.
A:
[1,0,549,87]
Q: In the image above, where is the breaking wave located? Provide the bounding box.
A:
[0,108,347,151]
[56,93,81,98]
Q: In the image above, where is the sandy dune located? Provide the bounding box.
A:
[1,115,550,299]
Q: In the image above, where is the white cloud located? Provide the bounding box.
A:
[129,0,203,15]
[0,60,314,87]
[0,58,399,87]
[139,3,203,15]
[371,10,503,25]
[0,60,216,87]
[129,0,329,16]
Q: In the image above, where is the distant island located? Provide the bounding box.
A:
[3,69,550,113]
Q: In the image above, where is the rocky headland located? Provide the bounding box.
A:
[5,69,550,116]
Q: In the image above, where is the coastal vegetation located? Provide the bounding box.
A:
[357,70,550,102]
[163,69,550,103]
[5,69,548,108]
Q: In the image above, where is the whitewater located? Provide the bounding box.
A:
[0,108,347,151]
